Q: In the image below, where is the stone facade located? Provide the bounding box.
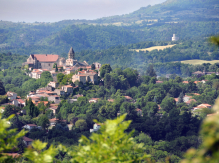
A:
[72,70,98,84]
[23,54,65,70]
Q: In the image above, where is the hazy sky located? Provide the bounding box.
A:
[0,0,166,23]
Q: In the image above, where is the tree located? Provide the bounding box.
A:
[57,73,65,83]
[160,97,176,113]
[0,79,6,95]
[37,115,50,130]
[174,76,183,83]
[99,64,112,78]
[178,92,184,104]
[75,119,87,131]
[146,64,156,77]
[55,64,58,72]
[91,64,95,70]
[0,113,27,162]
[69,114,149,162]
[25,98,39,118]
[142,102,158,117]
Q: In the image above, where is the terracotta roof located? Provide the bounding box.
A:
[17,96,21,99]
[23,136,34,142]
[193,71,204,74]
[49,118,66,122]
[49,105,58,109]
[192,93,201,96]
[186,99,197,104]
[64,85,73,88]
[182,81,189,84]
[108,99,115,102]
[158,105,161,110]
[2,153,21,158]
[135,108,142,111]
[25,124,37,127]
[36,101,49,106]
[124,96,133,100]
[33,54,59,62]
[194,104,212,109]
[174,98,178,102]
[17,99,25,104]
[89,98,100,101]
[202,104,212,107]
[156,81,163,84]
[194,81,201,84]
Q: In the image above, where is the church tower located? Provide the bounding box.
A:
[66,47,77,66]
[68,47,75,59]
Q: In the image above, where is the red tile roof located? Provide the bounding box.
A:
[124,96,133,100]
[2,153,21,158]
[186,99,197,104]
[156,81,163,84]
[33,54,59,62]
[135,108,142,111]
[17,99,25,104]
[182,81,189,84]
[89,98,100,101]
[23,136,34,142]
[26,124,37,126]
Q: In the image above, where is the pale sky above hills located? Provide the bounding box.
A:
[0,0,166,23]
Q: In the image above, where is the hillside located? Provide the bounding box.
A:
[0,0,218,55]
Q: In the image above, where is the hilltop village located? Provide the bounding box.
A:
[1,48,219,162]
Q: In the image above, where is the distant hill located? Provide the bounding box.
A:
[0,0,218,55]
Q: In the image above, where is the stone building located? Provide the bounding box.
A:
[23,54,65,70]
[93,62,102,70]
[72,70,98,84]
[65,47,89,67]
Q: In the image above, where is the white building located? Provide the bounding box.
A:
[23,124,37,130]
[7,92,17,100]
[90,123,101,133]
[172,34,179,41]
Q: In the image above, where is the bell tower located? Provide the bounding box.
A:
[68,47,75,59]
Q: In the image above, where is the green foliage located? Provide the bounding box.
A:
[0,95,8,104]
[24,98,40,118]
[147,65,157,77]
[91,63,95,70]
[0,79,6,95]
[100,64,112,78]
[182,99,219,163]
[75,119,87,131]
[160,97,176,113]
[0,113,27,162]
[68,114,150,162]
[37,114,50,130]
[142,102,158,117]
[23,140,58,163]
[57,73,65,83]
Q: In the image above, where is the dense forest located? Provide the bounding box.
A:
[1,63,219,162]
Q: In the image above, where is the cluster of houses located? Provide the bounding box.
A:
[24,47,101,85]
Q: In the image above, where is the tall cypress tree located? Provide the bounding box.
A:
[0,79,6,95]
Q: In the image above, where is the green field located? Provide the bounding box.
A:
[181,60,219,65]
[131,44,176,52]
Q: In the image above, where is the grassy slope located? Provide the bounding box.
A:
[181,60,219,65]
[131,44,176,52]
